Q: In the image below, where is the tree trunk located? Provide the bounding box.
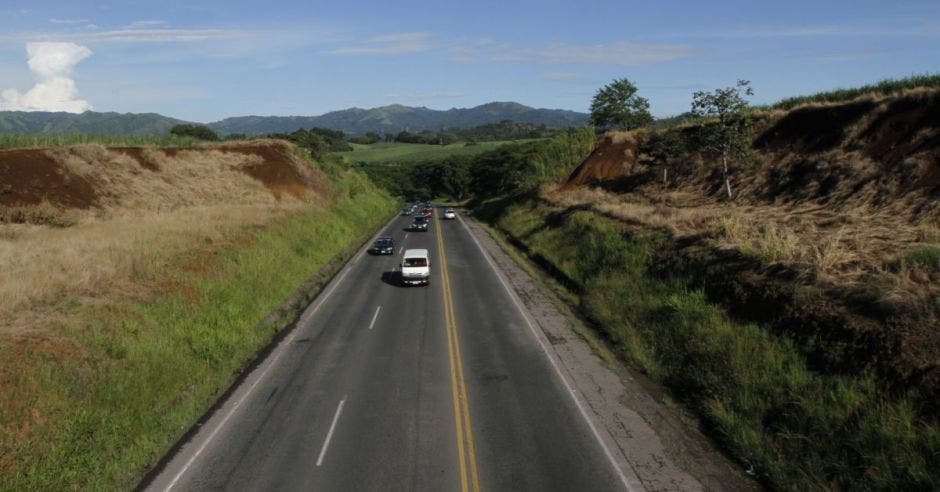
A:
[663,168,668,187]
[722,153,732,199]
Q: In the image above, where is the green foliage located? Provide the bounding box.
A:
[471,128,595,195]
[893,245,940,273]
[169,124,219,141]
[350,129,592,201]
[481,201,940,489]
[691,80,755,198]
[337,140,528,164]
[270,127,351,157]
[353,156,473,201]
[643,127,694,178]
[348,131,381,144]
[774,73,940,110]
[590,78,653,130]
[393,130,459,145]
[452,120,562,141]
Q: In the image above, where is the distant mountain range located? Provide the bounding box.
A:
[0,102,589,136]
[0,111,189,136]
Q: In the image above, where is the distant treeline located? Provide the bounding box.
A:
[349,120,565,145]
[168,119,568,151]
[354,128,595,200]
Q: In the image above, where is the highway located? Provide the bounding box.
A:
[144,209,633,491]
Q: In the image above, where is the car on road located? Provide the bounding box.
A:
[368,236,395,255]
[400,207,412,216]
[400,248,430,286]
[410,216,429,231]
[421,208,433,218]
[443,209,456,220]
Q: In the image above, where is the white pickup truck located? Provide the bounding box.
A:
[400,248,430,286]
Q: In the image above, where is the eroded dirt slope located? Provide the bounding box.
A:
[556,89,940,409]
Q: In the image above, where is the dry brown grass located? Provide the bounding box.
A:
[45,144,279,211]
[0,143,317,335]
[545,183,934,286]
[0,205,300,335]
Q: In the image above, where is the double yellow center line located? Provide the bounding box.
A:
[435,214,480,492]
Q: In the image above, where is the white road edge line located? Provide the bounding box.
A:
[162,218,393,491]
[316,397,347,467]
[368,306,381,330]
[457,215,645,492]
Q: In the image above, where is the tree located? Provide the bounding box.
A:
[590,78,653,130]
[169,124,219,141]
[690,80,754,200]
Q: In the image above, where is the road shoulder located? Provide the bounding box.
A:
[461,215,760,492]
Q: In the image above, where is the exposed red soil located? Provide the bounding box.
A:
[0,141,326,212]
[563,133,636,189]
[559,89,940,410]
[0,149,99,208]
[232,145,316,200]
[111,147,159,171]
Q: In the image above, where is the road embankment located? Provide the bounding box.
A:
[470,195,939,490]
[0,142,397,489]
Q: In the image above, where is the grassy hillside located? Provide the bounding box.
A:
[336,139,533,164]
[0,142,397,488]
[772,73,940,109]
[474,198,938,489]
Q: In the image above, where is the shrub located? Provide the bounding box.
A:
[169,124,219,141]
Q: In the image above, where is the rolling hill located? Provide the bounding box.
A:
[0,102,589,136]
[0,111,188,135]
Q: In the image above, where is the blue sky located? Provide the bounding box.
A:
[1,0,938,122]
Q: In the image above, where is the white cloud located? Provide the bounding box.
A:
[126,20,167,28]
[452,40,697,66]
[537,72,594,84]
[49,18,91,25]
[0,42,93,113]
[685,23,940,39]
[327,32,432,55]
[75,28,247,43]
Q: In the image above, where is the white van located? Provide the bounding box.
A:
[400,248,430,286]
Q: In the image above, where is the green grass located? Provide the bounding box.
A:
[335,140,536,164]
[773,73,940,110]
[894,245,940,273]
[0,133,202,149]
[1,171,397,489]
[478,199,940,490]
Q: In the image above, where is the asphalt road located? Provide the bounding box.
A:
[145,210,633,492]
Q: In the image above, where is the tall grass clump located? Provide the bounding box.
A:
[774,73,940,110]
[893,245,940,273]
[479,199,940,489]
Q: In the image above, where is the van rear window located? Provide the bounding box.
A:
[404,258,428,267]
